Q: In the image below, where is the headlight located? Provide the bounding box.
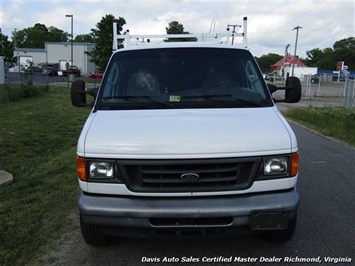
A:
[257,153,298,180]
[76,157,122,182]
[89,161,114,179]
[263,157,288,175]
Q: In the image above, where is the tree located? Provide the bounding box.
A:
[74,33,95,43]
[304,47,335,70]
[316,48,335,70]
[333,37,355,71]
[12,23,68,49]
[165,21,197,42]
[0,33,17,67]
[86,14,126,71]
[166,21,185,34]
[47,26,67,42]
[304,48,324,67]
[255,53,283,73]
[304,37,355,70]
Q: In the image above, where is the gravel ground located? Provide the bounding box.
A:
[275,82,347,111]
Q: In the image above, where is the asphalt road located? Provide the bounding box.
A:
[46,122,355,266]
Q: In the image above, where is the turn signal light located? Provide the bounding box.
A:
[76,156,87,181]
[290,152,299,177]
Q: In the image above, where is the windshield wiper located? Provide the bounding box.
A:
[182,94,264,107]
[102,95,174,108]
[230,97,265,107]
[182,94,232,100]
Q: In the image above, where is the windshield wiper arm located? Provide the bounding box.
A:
[103,95,151,100]
[182,94,264,107]
[102,95,174,108]
[230,97,264,107]
[182,94,232,100]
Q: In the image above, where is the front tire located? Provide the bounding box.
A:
[80,215,107,246]
[263,213,297,243]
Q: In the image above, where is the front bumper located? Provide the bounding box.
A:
[79,188,299,238]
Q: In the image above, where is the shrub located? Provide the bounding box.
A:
[0,87,9,103]
[8,85,25,101]
[23,84,42,98]
[0,84,49,104]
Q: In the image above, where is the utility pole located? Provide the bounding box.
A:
[13,28,18,48]
[291,26,302,76]
[65,14,74,87]
[283,44,290,79]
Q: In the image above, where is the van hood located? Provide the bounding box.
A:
[78,108,297,159]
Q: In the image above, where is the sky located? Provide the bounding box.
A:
[0,0,354,58]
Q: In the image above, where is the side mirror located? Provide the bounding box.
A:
[285,77,302,103]
[71,80,98,107]
[269,77,301,103]
[267,84,278,94]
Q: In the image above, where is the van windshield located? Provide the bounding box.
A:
[97,47,273,109]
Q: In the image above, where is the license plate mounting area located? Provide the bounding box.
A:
[250,210,288,230]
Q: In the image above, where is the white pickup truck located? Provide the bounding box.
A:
[71,23,301,245]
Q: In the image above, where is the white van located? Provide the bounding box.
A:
[71,27,301,245]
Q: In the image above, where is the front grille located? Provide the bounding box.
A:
[118,157,260,193]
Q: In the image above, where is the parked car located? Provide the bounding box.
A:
[62,66,81,77]
[265,73,275,80]
[88,72,104,79]
[40,63,58,76]
[32,66,42,73]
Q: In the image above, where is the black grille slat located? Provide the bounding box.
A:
[143,175,237,184]
[142,166,238,175]
[119,157,260,192]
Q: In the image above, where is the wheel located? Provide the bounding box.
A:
[263,213,297,243]
[80,215,107,246]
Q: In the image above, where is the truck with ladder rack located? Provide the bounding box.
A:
[71,17,302,245]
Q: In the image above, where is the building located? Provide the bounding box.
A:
[13,42,96,75]
[270,54,317,81]
[270,54,307,72]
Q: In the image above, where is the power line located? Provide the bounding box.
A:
[263,0,327,36]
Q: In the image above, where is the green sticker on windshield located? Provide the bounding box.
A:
[169,95,181,102]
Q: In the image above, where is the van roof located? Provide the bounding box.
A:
[113,17,248,51]
[113,42,249,53]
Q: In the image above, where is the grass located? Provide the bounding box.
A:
[284,106,355,147]
[0,87,90,265]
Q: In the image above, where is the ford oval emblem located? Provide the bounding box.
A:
[180,173,200,181]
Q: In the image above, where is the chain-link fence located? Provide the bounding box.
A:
[344,78,355,107]
[301,75,321,99]
[4,71,98,89]
[5,72,69,86]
